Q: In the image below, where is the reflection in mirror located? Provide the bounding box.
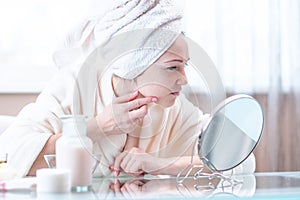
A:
[90,175,256,199]
[179,174,256,198]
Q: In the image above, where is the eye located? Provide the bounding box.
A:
[167,66,179,71]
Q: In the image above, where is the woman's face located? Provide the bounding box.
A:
[135,35,189,107]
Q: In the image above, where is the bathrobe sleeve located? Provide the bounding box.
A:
[0,67,81,177]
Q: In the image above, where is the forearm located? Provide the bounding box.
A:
[87,114,122,142]
[27,133,61,176]
[86,117,106,142]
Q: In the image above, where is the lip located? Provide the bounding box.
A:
[171,91,180,96]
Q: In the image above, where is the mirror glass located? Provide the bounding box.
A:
[198,94,264,172]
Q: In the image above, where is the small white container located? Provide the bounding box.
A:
[36,168,70,193]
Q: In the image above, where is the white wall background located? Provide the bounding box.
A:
[0,0,298,94]
[0,0,87,93]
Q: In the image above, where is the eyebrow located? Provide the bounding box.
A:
[164,57,190,63]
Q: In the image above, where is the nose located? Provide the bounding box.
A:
[176,68,188,85]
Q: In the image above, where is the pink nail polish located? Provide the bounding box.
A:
[151,97,158,102]
[114,178,119,185]
[114,170,119,177]
[109,166,114,171]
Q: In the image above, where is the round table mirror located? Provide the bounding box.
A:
[198,94,264,172]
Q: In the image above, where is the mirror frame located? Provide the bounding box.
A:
[198,94,264,172]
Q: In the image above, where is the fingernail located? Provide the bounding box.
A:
[151,97,158,102]
[114,170,120,177]
[114,178,119,185]
[133,91,139,96]
[109,183,114,189]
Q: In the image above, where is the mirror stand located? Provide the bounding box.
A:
[194,169,243,191]
[176,163,243,194]
[176,139,243,190]
[176,163,204,184]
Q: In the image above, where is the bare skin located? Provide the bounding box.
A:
[27,133,61,176]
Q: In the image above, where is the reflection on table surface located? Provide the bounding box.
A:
[1,172,300,199]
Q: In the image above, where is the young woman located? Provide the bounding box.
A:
[0,0,255,177]
[89,33,206,177]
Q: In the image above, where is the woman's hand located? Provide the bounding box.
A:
[112,147,162,177]
[111,148,204,177]
[87,91,157,141]
[111,179,145,199]
[110,179,176,199]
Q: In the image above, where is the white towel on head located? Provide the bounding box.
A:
[53,0,183,79]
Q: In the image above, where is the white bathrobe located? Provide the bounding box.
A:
[0,65,208,177]
[0,65,256,178]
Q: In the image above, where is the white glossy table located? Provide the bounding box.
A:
[1,172,300,199]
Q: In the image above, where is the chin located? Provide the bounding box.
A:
[157,99,176,108]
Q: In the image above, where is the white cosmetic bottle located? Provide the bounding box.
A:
[56,115,93,192]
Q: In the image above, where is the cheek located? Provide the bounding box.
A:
[138,84,176,107]
[138,84,168,98]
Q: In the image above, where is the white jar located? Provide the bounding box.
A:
[56,115,93,192]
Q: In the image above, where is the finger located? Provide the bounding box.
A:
[125,159,144,177]
[129,172,145,178]
[113,180,126,199]
[120,152,144,177]
[131,180,145,187]
[128,91,139,101]
[114,151,128,174]
[120,185,132,199]
[119,152,141,176]
[119,152,131,172]
[114,91,139,103]
[122,182,142,197]
[109,179,121,191]
[129,105,148,120]
[120,180,143,198]
[109,165,120,176]
[126,97,157,111]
